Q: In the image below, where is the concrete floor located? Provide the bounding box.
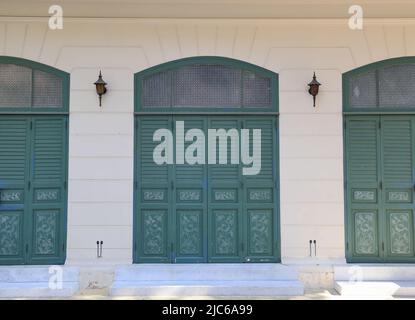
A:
[5,289,414,300]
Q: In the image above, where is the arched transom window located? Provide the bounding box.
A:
[135,57,278,112]
[0,56,68,112]
[344,57,415,111]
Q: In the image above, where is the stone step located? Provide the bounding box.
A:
[0,266,80,298]
[334,265,415,282]
[114,264,298,281]
[111,280,304,297]
[0,282,79,298]
[0,266,79,282]
[335,281,415,297]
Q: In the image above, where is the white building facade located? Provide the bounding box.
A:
[1,0,415,297]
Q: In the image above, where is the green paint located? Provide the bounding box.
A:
[0,56,69,114]
[344,116,415,262]
[134,56,278,114]
[134,57,279,263]
[343,56,415,113]
[134,116,279,263]
[0,57,69,265]
[0,116,68,265]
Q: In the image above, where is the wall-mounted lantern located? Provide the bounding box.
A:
[94,70,107,107]
[308,72,321,107]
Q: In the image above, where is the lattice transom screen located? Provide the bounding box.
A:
[347,63,415,109]
[0,63,63,108]
[141,64,272,109]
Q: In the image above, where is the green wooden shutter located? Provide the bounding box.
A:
[208,117,243,262]
[0,117,30,265]
[243,117,278,262]
[173,116,208,262]
[136,116,171,262]
[346,116,381,260]
[346,115,415,262]
[27,116,67,264]
[0,115,67,265]
[135,115,280,263]
[381,116,415,260]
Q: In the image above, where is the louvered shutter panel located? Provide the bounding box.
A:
[346,117,380,258]
[381,117,414,258]
[28,117,67,263]
[136,116,171,262]
[208,117,243,262]
[0,117,29,264]
[243,118,276,261]
[173,117,207,262]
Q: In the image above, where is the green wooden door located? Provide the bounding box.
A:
[243,118,279,262]
[0,115,68,265]
[345,115,415,262]
[0,117,30,264]
[173,117,208,263]
[135,115,279,263]
[208,117,243,262]
[135,116,171,263]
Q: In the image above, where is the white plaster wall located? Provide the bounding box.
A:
[1,18,414,264]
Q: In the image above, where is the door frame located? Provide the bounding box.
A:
[0,56,69,265]
[132,56,280,263]
[343,57,415,263]
[344,115,415,263]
